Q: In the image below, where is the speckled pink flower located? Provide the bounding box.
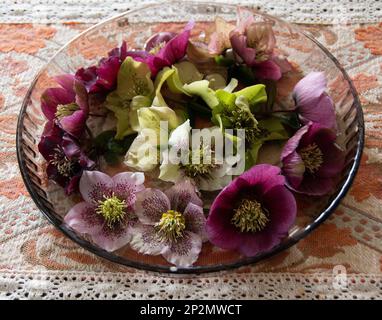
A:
[64,170,145,252]
[130,180,206,267]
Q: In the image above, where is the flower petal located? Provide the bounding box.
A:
[41,87,75,120]
[64,202,103,235]
[145,32,177,52]
[183,203,207,241]
[91,224,133,252]
[280,124,310,160]
[130,224,167,255]
[253,59,282,81]
[112,172,145,208]
[230,33,257,66]
[79,170,113,204]
[135,188,170,225]
[281,151,305,189]
[262,184,297,235]
[165,179,203,213]
[162,231,202,267]
[59,109,87,138]
[293,72,327,107]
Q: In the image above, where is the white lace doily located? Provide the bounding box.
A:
[1,0,381,24]
[1,271,381,299]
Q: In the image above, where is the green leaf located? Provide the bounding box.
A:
[94,130,137,165]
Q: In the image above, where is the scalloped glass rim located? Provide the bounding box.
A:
[16,1,364,273]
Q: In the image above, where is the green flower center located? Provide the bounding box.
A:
[55,103,79,119]
[181,147,219,179]
[96,194,126,228]
[225,108,262,143]
[50,148,74,177]
[155,210,186,242]
[231,199,269,233]
[299,143,323,174]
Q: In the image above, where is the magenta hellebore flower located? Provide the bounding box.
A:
[229,18,290,80]
[281,122,344,196]
[130,180,207,267]
[38,121,95,195]
[206,164,296,257]
[41,74,89,138]
[144,21,195,77]
[293,72,337,130]
[64,170,145,252]
[75,42,147,95]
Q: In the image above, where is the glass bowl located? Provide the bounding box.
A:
[16,1,364,273]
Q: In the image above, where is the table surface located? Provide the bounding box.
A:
[0,0,382,299]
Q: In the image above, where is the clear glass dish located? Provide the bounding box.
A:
[16,1,364,273]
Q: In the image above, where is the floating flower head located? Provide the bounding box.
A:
[38,121,95,195]
[41,75,89,138]
[293,72,337,130]
[130,180,206,267]
[105,57,155,139]
[227,10,290,81]
[159,120,235,191]
[75,42,148,95]
[144,21,195,77]
[206,164,296,257]
[280,122,344,196]
[64,170,145,252]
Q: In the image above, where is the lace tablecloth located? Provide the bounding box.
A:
[1,0,382,299]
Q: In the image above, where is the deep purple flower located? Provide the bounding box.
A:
[144,21,195,77]
[130,180,206,267]
[280,122,344,196]
[75,42,125,94]
[293,72,337,130]
[38,121,95,195]
[229,19,290,80]
[41,75,89,138]
[206,164,296,257]
[64,170,145,252]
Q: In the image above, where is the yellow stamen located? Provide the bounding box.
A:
[96,194,126,228]
[55,103,79,119]
[299,143,323,174]
[231,199,269,233]
[155,210,186,242]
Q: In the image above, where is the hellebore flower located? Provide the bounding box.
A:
[206,164,296,257]
[38,121,95,195]
[105,57,154,139]
[64,170,145,252]
[41,75,89,138]
[130,180,206,267]
[144,20,195,77]
[228,11,291,81]
[293,72,337,130]
[159,120,235,191]
[280,122,344,196]
[75,42,148,95]
[208,17,236,55]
